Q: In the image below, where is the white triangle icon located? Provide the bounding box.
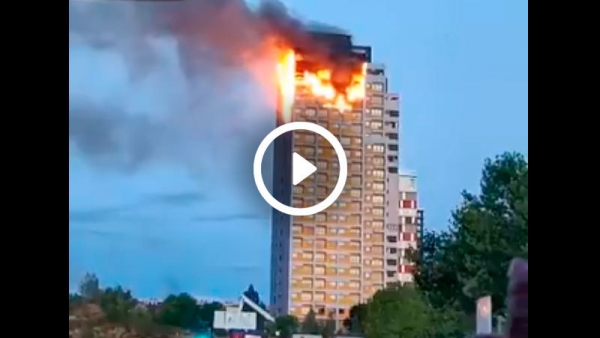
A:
[292,152,317,185]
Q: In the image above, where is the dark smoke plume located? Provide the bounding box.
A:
[69,0,346,172]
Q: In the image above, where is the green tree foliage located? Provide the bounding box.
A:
[266,315,299,338]
[156,293,203,330]
[98,286,137,322]
[343,303,368,335]
[321,313,336,338]
[79,272,101,300]
[300,308,320,334]
[365,285,432,338]
[198,301,224,328]
[414,152,528,316]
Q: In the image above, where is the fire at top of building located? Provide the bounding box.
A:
[276,30,371,119]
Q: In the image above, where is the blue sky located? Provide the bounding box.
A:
[69,0,528,301]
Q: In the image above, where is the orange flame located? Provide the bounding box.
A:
[276,49,366,123]
[276,50,296,123]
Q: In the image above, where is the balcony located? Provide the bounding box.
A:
[292,265,313,275]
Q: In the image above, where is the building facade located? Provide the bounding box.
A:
[395,173,422,285]
[270,35,404,324]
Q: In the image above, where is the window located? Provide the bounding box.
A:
[371,121,383,130]
[317,174,327,183]
[388,110,399,117]
[372,170,385,179]
[370,108,383,117]
[317,186,328,196]
[372,221,384,229]
[350,176,362,185]
[386,133,398,140]
[388,144,399,151]
[370,95,384,106]
[386,271,396,278]
[317,160,328,170]
[316,213,327,222]
[350,255,360,263]
[352,137,362,145]
[387,236,398,243]
[305,109,316,117]
[316,226,326,235]
[340,137,351,146]
[350,163,362,172]
[351,124,362,133]
[387,259,398,266]
[371,82,384,92]
[350,189,362,198]
[373,144,385,153]
[367,68,384,76]
[315,279,325,288]
[388,167,398,174]
[318,110,327,118]
[314,293,325,301]
[349,281,360,289]
[402,200,413,209]
[372,195,384,204]
[373,182,384,191]
[301,146,315,156]
[350,268,360,275]
[372,208,384,216]
[315,266,325,275]
[373,157,385,165]
[293,186,304,194]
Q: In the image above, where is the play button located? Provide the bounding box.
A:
[292,153,317,185]
[253,122,348,217]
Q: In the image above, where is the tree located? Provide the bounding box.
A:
[365,285,433,338]
[267,315,299,338]
[79,272,101,300]
[414,152,528,317]
[242,284,268,331]
[197,301,224,329]
[321,313,336,338]
[343,303,368,335]
[300,308,320,334]
[156,293,202,330]
[98,286,136,322]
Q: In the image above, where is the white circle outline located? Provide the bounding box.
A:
[253,122,348,216]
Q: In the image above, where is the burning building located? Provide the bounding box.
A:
[269,29,402,326]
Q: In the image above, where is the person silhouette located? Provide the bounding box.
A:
[477,258,528,338]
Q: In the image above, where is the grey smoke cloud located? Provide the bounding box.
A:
[68,0,307,170]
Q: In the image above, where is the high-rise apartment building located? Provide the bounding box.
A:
[269,32,401,324]
[394,173,422,285]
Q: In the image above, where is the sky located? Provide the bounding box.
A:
[69,0,528,301]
